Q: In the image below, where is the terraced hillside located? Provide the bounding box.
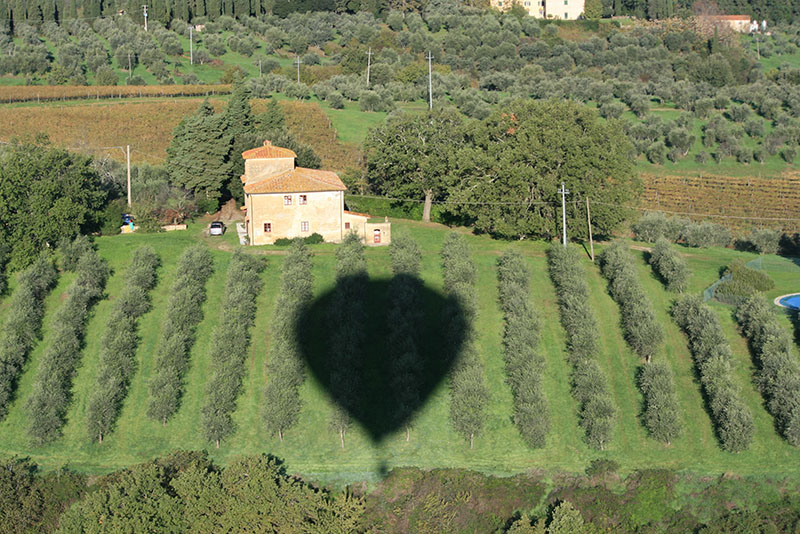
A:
[0,220,798,485]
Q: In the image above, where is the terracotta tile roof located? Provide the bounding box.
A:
[242,140,297,160]
[705,15,750,20]
[244,167,347,194]
[344,210,371,219]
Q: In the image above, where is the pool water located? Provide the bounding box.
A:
[778,294,800,310]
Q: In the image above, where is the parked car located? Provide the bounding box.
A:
[209,221,225,236]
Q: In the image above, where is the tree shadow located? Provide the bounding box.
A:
[296,276,466,443]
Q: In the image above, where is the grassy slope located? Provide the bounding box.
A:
[0,222,799,486]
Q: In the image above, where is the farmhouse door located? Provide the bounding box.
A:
[373,229,381,244]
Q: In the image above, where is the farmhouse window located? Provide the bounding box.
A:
[301,221,309,232]
[565,12,568,17]
[264,223,272,233]
[344,222,351,230]
[284,195,292,205]
[299,195,307,205]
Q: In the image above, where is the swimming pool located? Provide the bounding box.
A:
[777,294,800,310]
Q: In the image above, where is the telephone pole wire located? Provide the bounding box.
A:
[294,54,302,83]
[366,47,373,87]
[426,51,433,110]
[558,182,570,247]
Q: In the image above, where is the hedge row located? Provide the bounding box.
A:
[0,253,58,420]
[601,242,665,362]
[147,246,214,425]
[328,233,368,449]
[632,212,731,248]
[497,249,549,448]
[442,233,488,449]
[547,245,615,450]
[672,296,754,452]
[87,246,160,444]
[648,238,690,293]
[600,242,680,443]
[262,240,313,441]
[387,233,424,442]
[26,242,109,444]
[201,251,266,448]
[736,297,800,447]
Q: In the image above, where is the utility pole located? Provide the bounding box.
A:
[558,181,569,247]
[586,197,594,262]
[127,52,132,80]
[142,4,148,31]
[366,47,373,87]
[126,145,132,207]
[189,26,193,65]
[259,59,262,77]
[294,54,302,83]
[426,51,433,110]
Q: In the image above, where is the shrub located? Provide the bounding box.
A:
[736,297,800,446]
[147,246,214,424]
[649,237,690,292]
[548,245,615,449]
[87,247,159,443]
[639,361,682,444]
[631,212,689,243]
[672,296,754,452]
[497,249,549,448]
[274,233,324,246]
[201,252,265,447]
[681,222,731,248]
[748,228,781,255]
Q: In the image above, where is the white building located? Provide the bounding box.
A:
[492,0,585,20]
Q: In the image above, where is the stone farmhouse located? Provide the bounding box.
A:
[240,141,390,246]
[491,0,584,20]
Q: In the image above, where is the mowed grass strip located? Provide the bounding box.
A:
[0,222,799,482]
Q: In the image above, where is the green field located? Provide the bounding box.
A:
[0,220,799,486]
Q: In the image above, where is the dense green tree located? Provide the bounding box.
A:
[364,108,466,222]
[0,142,106,269]
[648,237,690,292]
[450,99,639,240]
[165,100,232,211]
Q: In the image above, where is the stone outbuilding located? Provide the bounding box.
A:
[241,141,390,246]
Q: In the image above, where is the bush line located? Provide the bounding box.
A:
[736,296,800,447]
[648,237,690,293]
[26,239,109,444]
[201,251,265,448]
[442,233,488,449]
[87,246,160,444]
[672,295,754,452]
[387,233,424,442]
[0,253,58,420]
[328,233,368,449]
[600,242,681,444]
[497,249,549,448]
[262,239,313,442]
[147,245,214,425]
[547,245,615,450]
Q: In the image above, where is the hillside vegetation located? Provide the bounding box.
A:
[0,221,798,484]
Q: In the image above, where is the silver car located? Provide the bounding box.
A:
[209,221,225,236]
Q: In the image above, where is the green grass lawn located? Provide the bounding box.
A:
[0,221,799,486]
